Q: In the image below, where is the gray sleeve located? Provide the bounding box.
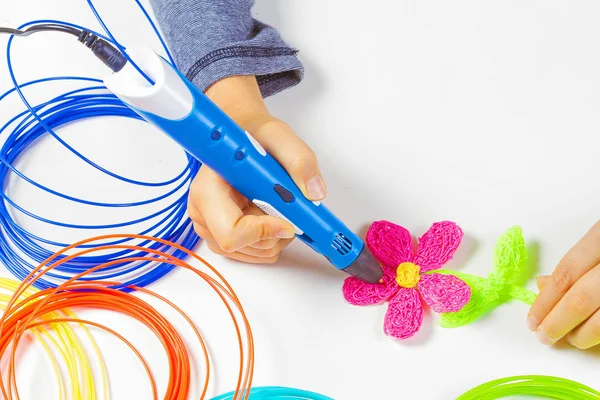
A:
[150,0,304,97]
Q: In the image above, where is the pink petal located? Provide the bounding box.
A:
[414,221,463,272]
[383,288,423,339]
[417,273,471,313]
[366,220,414,270]
[342,273,398,306]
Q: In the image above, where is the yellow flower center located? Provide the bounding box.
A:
[396,262,421,288]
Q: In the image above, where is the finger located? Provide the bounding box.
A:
[567,309,600,349]
[536,265,600,345]
[205,238,280,264]
[252,118,327,200]
[192,190,288,249]
[188,169,236,235]
[189,173,212,240]
[188,189,206,227]
[249,239,280,250]
[234,206,285,250]
[190,166,249,211]
[239,238,293,258]
[527,222,600,331]
[195,168,295,252]
[536,275,550,291]
[192,222,212,240]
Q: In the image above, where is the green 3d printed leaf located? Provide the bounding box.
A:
[434,226,537,328]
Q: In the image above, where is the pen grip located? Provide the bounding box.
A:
[105,50,364,270]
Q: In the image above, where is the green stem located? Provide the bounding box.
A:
[507,285,537,305]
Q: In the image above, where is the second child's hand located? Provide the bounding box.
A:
[528,222,600,349]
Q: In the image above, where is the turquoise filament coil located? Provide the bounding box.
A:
[211,377,600,400]
[211,387,334,400]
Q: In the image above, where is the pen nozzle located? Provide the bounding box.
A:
[342,246,383,284]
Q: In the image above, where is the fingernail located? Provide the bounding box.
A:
[536,275,550,291]
[536,329,555,345]
[526,315,539,331]
[566,335,574,346]
[277,229,294,239]
[306,175,327,200]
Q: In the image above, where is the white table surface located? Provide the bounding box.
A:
[1,1,600,399]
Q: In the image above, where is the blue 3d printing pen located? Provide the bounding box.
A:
[103,47,383,283]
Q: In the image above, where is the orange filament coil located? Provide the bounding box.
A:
[0,278,108,400]
[0,234,254,400]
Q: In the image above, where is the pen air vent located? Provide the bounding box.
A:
[332,233,352,256]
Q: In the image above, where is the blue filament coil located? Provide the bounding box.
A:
[0,1,201,290]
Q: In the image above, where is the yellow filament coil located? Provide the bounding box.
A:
[0,278,108,400]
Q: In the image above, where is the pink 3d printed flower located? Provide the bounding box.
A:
[342,221,471,339]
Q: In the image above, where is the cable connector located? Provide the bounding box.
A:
[78,30,127,73]
[1,24,130,75]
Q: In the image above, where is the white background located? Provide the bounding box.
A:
[1,1,600,399]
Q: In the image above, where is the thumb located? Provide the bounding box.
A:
[194,166,295,253]
[231,215,296,250]
[253,118,327,201]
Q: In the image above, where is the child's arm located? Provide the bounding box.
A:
[150,0,303,96]
[151,1,327,263]
[528,222,600,349]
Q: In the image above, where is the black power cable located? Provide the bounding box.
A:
[0,24,81,37]
[0,23,127,72]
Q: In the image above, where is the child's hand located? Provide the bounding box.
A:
[188,75,327,263]
[528,222,600,349]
